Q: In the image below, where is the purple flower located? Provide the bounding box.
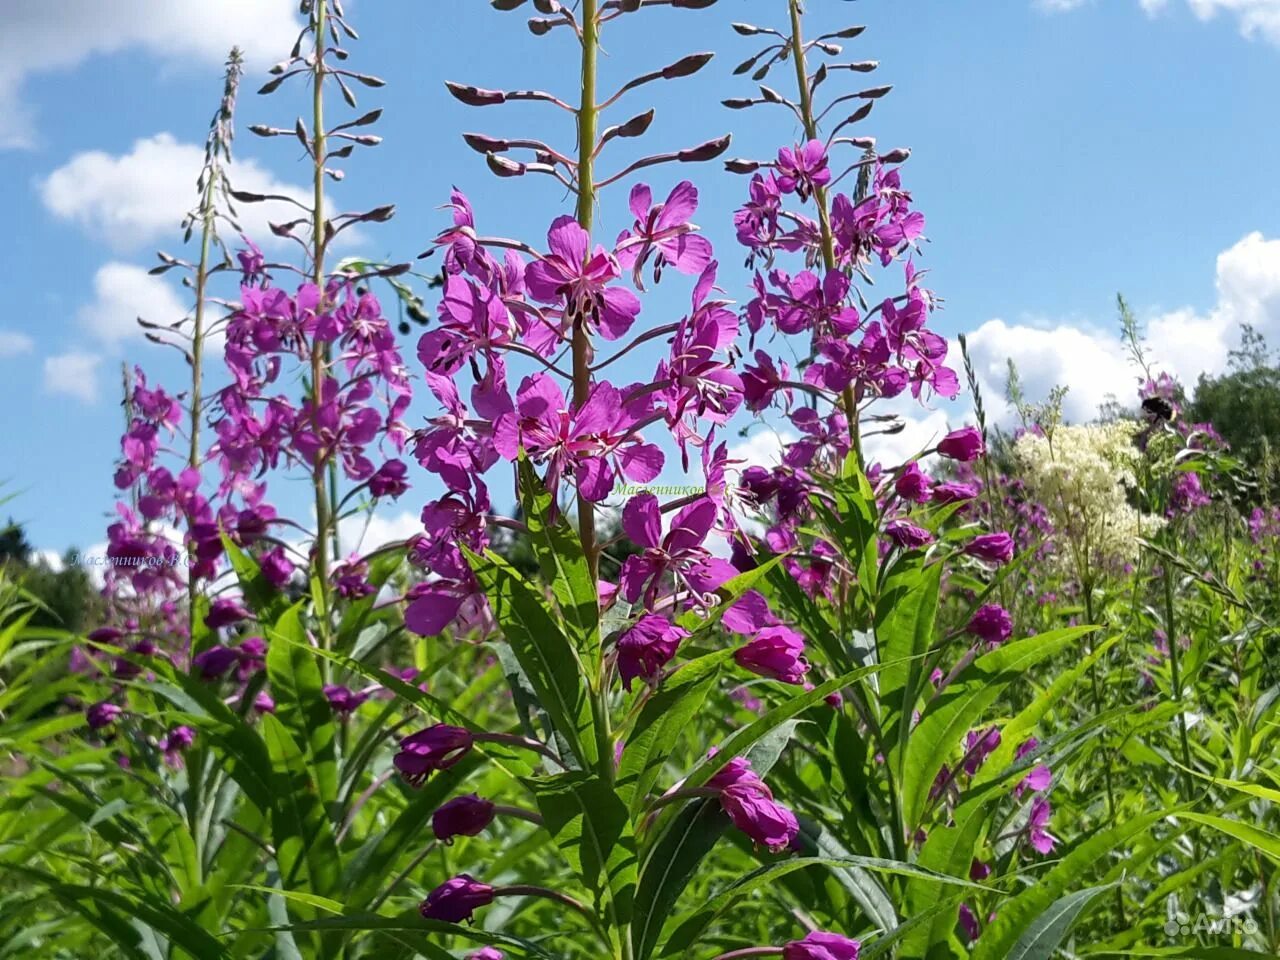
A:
[618,495,719,609]
[237,236,265,282]
[87,700,122,730]
[395,724,475,786]
[615,181,713,288]
[741,350,792,413]
[885,519,934,550]
[937,426,985,462]
[1170,471,1211,515]
[964,533,1015,565]
[783,930,861,960]
[323,684,369,718]
[159,725,196,767]
[775,139,832,201]
[420,874,494,923]
[969,859,991,881]
[468,950,504,960]
[259,546,295,589]
[962,726,1001,776]
[617,615,688,691]
[205,598,252,629]
[432,794,496,843]
[525,215,640,341]
[333,558,375,600]
[493,374,658,503]
[1026,796,1057,854]
[932,480,979,505]
[192,644,240,680]
[707,755,758,791]
[735,626,809,685]
[959,902,981,941]
[1017,764,1053,798]
[894,462,932,503]
[369,459,410,498]
[720,780,799,852]
[966,604,1012,646]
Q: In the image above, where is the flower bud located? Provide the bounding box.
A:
[420,874,494,923]
[432,794,496,842]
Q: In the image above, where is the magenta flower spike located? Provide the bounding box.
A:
[419,874,495,923]
[782,930,861,960]
[394,724,475,786]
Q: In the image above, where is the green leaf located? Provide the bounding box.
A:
[684,660,903,792]
[1005,882,1117,960]
[632,721,798,960]
[266,603,339,816]
[518,457,600,677]
[260,712,341,899]
[616,650,731,813]
[901,625,1098,831]
[529,772,638,945]
[660,856,990,955]
[464,545,597,768]
[12,867,231,960]
[970,809,1167,960]
[220,532,289,623]
[1182,812,1280,862]
[876,554,942,771]
[335,546,405,652]
[258,910,557,959]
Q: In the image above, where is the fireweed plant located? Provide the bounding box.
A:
[7,2,1280,959]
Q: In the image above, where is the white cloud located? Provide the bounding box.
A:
[1046,0,1280,45]
[963,231,1280,424]
[40,133,313,253]
[1183,0,1280,44]
[963,318,1133,425]
[0,331,34,358]
[1,1,300,149]
[862,397,955,468]
[34,549,65,573]
[43,351,102,403]
[728,427,799,471]
[77,262,189,346]
[338,509,422,555]
[1036,0,1092,10]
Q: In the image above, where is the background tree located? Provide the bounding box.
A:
[1190,324,1280,501]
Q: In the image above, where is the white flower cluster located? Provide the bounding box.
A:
[1013,421,1163,571]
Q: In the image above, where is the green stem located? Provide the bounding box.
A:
[575,11,628,958]
[184,166,218,883]
[575,0,600,587]
[785,0,861,464]
[1162,560,1195,802]
[310,0,333,647]
[1084,583,1125,924]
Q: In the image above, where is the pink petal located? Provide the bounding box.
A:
[623,493,662,548]
[656,180,698,230]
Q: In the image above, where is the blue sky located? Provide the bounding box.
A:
[4,0,1280,554]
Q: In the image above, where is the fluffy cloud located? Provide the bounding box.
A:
[40,134,313,252]
[1,1,299,149]
[0,331,34,358]
[863,397,956,467]
[77,262,189,346]
[1152,0,1280,44]
[338,509,423,555]
[964,231,1280,425]
[1045,0,1280,45]
[43,351,102,403]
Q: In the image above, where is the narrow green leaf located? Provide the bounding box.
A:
[518,457,600,676]
[464,545,597,767]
